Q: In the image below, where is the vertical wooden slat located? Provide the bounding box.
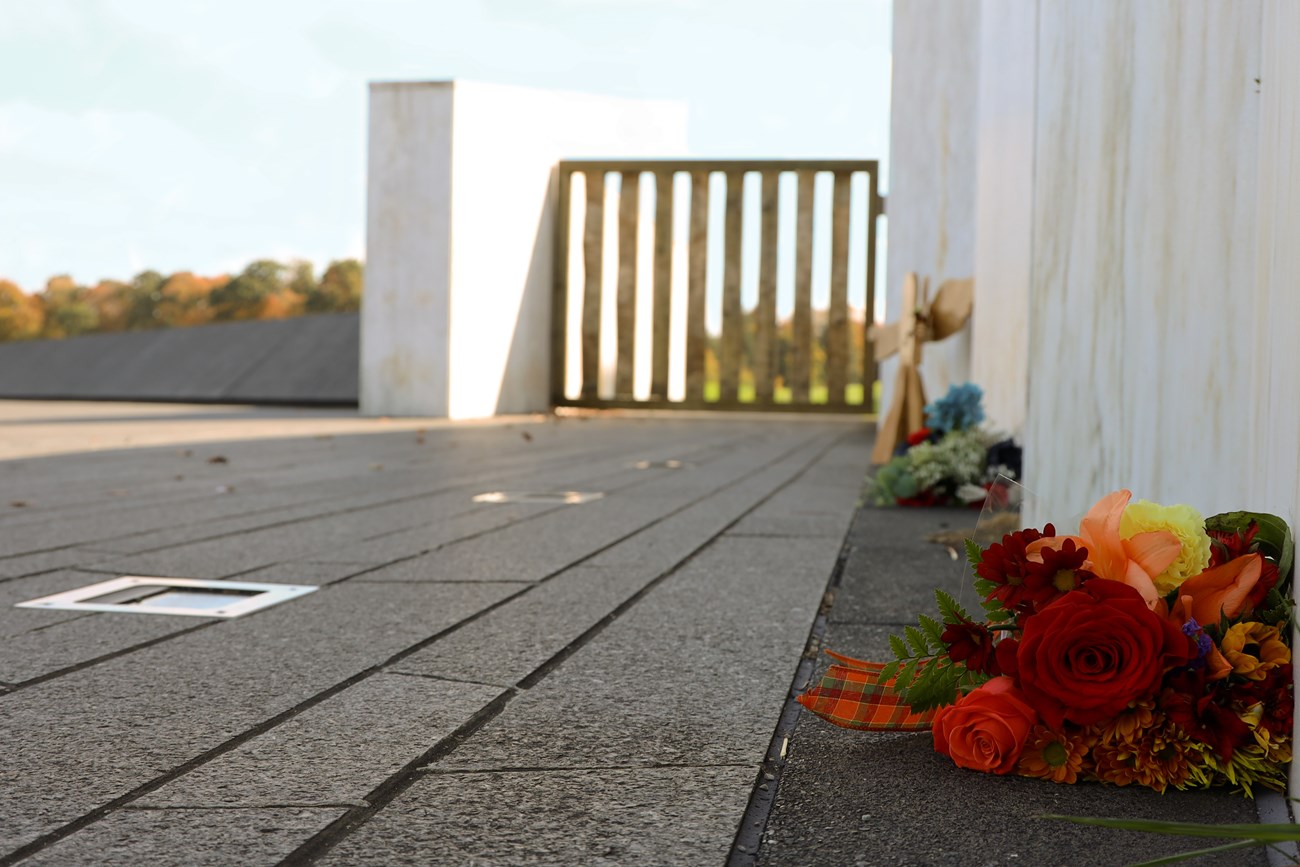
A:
[826,171,851,406]
[791,169,815,403]
[754,171,779,403]
[686,171,709,401]
[719,172,744,403]
[651,171,673,399]
[615,172,639,397]
[864,170,883,409]
[581,171,605,399]
[550,165,571,403]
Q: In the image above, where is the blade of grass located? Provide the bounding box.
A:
[1041,815,1300,843]
[1125,839,1266,866]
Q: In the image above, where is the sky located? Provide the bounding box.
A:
[0,0,892,292]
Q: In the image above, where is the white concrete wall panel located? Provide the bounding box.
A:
[364,81,686,419]
[362,83,454,417]
[971,0,1037,438]
[447,82,687,419]
[1024,2,1263,519]
[884,0,981,410]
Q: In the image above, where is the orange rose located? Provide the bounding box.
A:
[932,677,1039,774]
[1171,554,1262,626]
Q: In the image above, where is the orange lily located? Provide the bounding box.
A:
[1170,553,1262,628]
[1028,490,1181,608]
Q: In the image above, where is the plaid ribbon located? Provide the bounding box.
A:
[797,649,936,731]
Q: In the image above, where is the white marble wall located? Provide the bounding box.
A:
[1023,2,1263,519]
[883,0,980,412]
[970,0,1036,438]
[363,81,687,419]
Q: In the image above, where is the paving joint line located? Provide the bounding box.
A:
[275,428,853,866]
[0,428,839,863]
[726,507,858,866]
[422,761,756,775]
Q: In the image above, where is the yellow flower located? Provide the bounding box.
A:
[1221,622,1290,681]
[1120,500,1212,594]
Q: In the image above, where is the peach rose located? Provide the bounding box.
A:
[932,677,1039,774]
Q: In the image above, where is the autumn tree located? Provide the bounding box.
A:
[308,258,363,313]
[154,272,226,327]
[0,280,44,341]
[210,259,298,321]
[39,276,99,338]
[86,279,131,332]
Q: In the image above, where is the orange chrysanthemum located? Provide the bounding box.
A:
[1018,726,1091,784]
[1091,720,1199,793]
[1090,698,1158,745]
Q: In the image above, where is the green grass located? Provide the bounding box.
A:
[701,380,879,411]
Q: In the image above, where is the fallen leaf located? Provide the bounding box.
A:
[521,431,533,442]
[9,500,27,508]
[207,456,228,465]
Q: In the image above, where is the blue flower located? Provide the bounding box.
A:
[924,383,985,433]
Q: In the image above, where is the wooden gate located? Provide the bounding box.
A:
[551,160,883,413]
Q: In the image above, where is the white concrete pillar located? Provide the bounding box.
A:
[362,81,687,418]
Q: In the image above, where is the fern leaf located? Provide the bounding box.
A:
[918,613,946,649]
[964,538,984,569]
[905,625,928,656]
[935,589,971,625]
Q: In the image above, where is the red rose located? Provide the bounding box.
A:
[932,676,1038,774]
[1016,580,1193,729]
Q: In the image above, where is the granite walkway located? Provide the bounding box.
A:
[0,402,866,865]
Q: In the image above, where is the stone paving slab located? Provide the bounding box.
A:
[0,403,870,864]
[136,673,505,808]
[16,807,348,867]
[317,767,755,867]
[439,535,839,771]
[0,580,520,851]
[0,608,213,684]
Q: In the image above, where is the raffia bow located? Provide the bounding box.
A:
[868,273,973,464]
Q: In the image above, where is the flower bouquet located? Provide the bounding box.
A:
[870,383,1021,508]
[800,490,1296,795]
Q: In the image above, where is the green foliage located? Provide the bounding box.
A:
[309,259,363,313]
[878,589,989,712]
[212,259,286,320]
[1206,510,1295,583]
[964,538,983,570]
[869,456,918,505]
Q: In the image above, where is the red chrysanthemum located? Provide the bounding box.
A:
[1018,538,1093,612]
[941,615,1000,675]
[976,525,1056,612]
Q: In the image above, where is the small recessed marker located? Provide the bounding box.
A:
[16,577,317,619]
[472,491,605,505]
